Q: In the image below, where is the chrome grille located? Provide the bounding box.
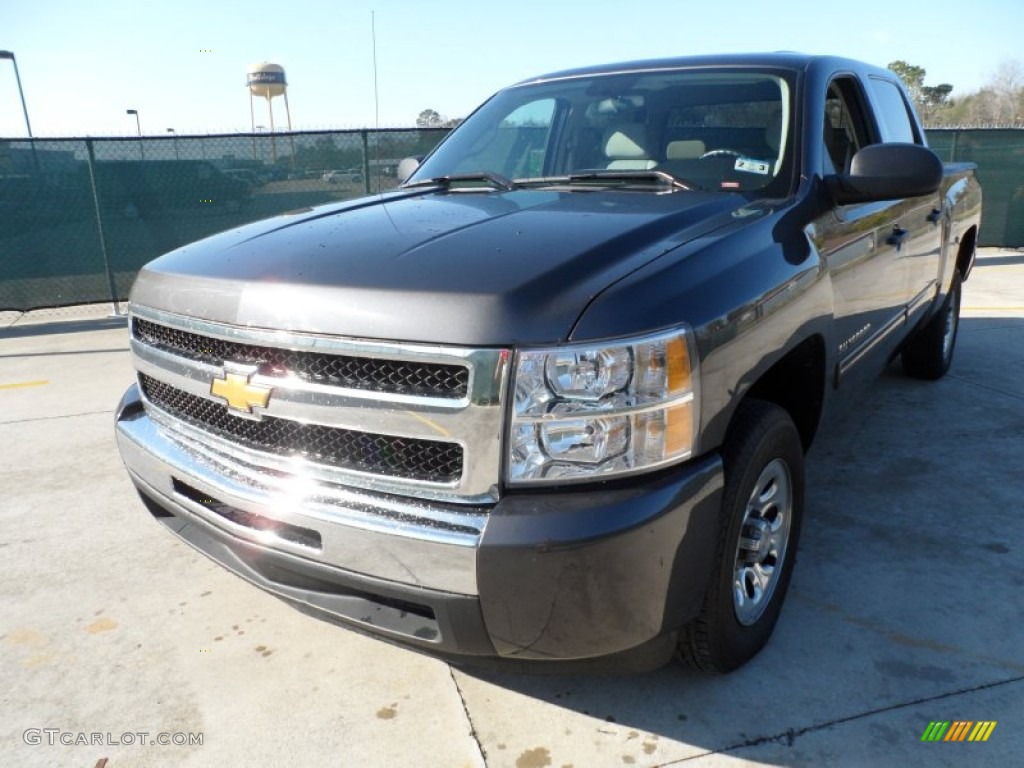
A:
[139,374,464,483]
[128,305,508,502]
[132,317,469,398]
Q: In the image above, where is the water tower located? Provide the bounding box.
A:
[247,62,293,162]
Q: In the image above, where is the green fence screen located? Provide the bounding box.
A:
[926,129,1024,248]
[0,129,447,312]
[1,128,1020,312]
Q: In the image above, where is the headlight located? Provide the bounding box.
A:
[508,327,699,484]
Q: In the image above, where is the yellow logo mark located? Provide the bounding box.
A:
[210,372,271,414]
[921,720,997,742]
[960,721,997,742]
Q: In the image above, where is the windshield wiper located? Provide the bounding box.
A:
[404,171,517,191]
[566,169,697,191]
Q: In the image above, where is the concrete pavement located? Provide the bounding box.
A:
[1,248,1021,767]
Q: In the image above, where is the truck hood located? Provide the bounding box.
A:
[131,187,748,346]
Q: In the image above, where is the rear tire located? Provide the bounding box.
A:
[678,400,804,673]
[901,271,961,380]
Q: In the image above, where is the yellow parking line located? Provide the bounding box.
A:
[0,380,49,390]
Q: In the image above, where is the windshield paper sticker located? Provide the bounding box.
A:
[734,158,772,175]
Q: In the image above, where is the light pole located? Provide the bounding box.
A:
[0,50,37,170]
[0,51,32,137]
[126,108,144,160]
[126,108,141,135]
[167,128,180,160]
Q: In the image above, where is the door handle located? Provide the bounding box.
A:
[927,208,943,224]
[886,227,910,247]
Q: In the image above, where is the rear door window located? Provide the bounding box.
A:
[868,79,919,144]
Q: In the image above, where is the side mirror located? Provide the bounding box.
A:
[396,156,423,185]
[826,143,942,205]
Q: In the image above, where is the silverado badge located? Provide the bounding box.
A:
[210,365,272,418]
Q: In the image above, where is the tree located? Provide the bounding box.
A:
[885,57,1024,126]
[888,60,927,102]
[416,109,443,128]
[888,60,954,125]
[934,58,1024,125]
[921,84,954,107]
[988,59,1024,123]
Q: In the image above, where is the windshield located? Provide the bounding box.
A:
[409,68,795,195]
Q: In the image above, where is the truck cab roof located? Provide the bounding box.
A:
[518,52,897,85]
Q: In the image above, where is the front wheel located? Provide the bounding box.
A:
[678,400,804,673]
[901,271,961,380]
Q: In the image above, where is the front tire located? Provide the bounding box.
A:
[678,400,805,673]
[901,271,962,380]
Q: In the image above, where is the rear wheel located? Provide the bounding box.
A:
[678,400,804,673]
[901,271,961,380]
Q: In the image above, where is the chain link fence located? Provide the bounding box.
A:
[0,129,447,312]
[1,128,1020,313]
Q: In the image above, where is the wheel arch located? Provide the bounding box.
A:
[732,334,827,453]
[955,225,978,282]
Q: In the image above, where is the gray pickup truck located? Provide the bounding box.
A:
[115,53,981,673]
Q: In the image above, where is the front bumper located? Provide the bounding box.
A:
[116,383,723,666]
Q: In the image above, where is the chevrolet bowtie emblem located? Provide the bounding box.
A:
[210,370,272,416]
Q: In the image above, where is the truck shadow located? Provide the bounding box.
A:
[970,250,1024,267]
[453,315,1024,764]
[0,315,127,340]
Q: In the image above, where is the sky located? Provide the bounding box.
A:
[1,0,1021,138]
